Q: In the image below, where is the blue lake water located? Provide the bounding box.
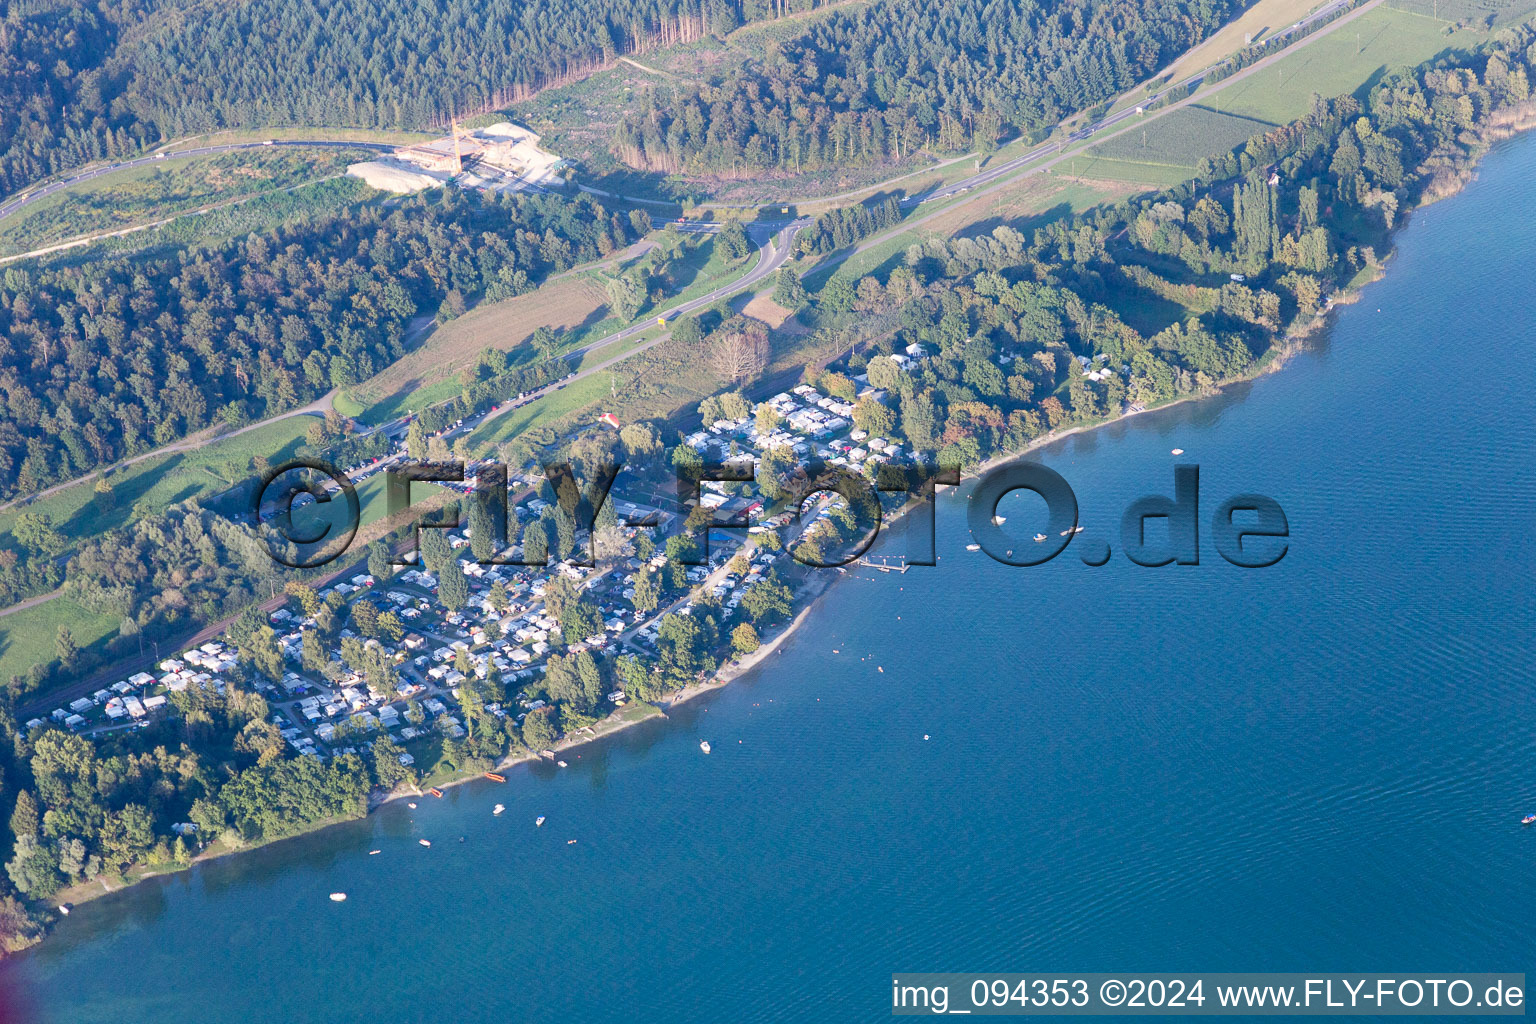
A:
[4,135,1535,1024]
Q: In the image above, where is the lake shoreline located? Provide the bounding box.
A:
[28,111,1526,946]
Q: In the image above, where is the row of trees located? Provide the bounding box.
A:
[796,195,905,256]
[612,0,1239,174]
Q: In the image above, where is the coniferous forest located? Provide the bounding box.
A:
[0,0,829,198]
[611,0,1242,175]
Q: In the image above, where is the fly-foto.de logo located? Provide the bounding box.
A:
[251,457,1288,571]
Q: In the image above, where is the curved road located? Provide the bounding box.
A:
[410,217,807,446]
[0,0,1368,507]
[4,0,1378,715]
[908,0,1358,207]
[0,390,337,514]
[0,0,1357,226]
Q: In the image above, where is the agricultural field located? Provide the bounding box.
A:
[1210,7,1485,124]
[464,285,837,456]
[349,276,613,425]
[352,230,749,426]
[800,176,1131,293]
[1087,105,1275,170]
[927,177,1142,238]
[0,149,373,257]
[1386,0,1536,26]
[741,294,798,328]
[469,372,616,449]
[1049,152,1204,186]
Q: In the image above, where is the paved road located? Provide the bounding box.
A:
[421,217,807,446]
[1,0,1357,227]
[0,389,338,514]
[0,0,1369,517]
[906,0,1357,207]
[794,0,1381,288]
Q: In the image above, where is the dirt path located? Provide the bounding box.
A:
[617,57,700,84]
[0,174,350,266]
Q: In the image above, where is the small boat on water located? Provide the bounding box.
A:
[492,804,505,816]
[700,740,712,754]
[329,893,347,902]
[1033,533,1048,542]
[419,839,432,847]
[536,816,546,827]
[567,839,577,845]
[368,850,380,855]
[556,760,568,768]
[1060,525,1085,536]
[992,515,1007,525]
[429,787,443,798]
[484,772,506,783]
[57,904,70,916]
[966,543,981,551]
[407,802,417,809]
[1171,448,1184,455]
[1523,814,1536,826]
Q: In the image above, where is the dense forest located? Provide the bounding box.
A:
[0,0,830,198]
[611,0,1240,175]
[0,188,635,503]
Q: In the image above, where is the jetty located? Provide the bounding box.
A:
[855,555,910,574]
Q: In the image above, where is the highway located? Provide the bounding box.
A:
[908,0,1357,206]
[0,0,1368,512]
[0,0,1357,226]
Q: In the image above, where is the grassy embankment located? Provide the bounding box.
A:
[0,149,379,258]
[0,419,317,681]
